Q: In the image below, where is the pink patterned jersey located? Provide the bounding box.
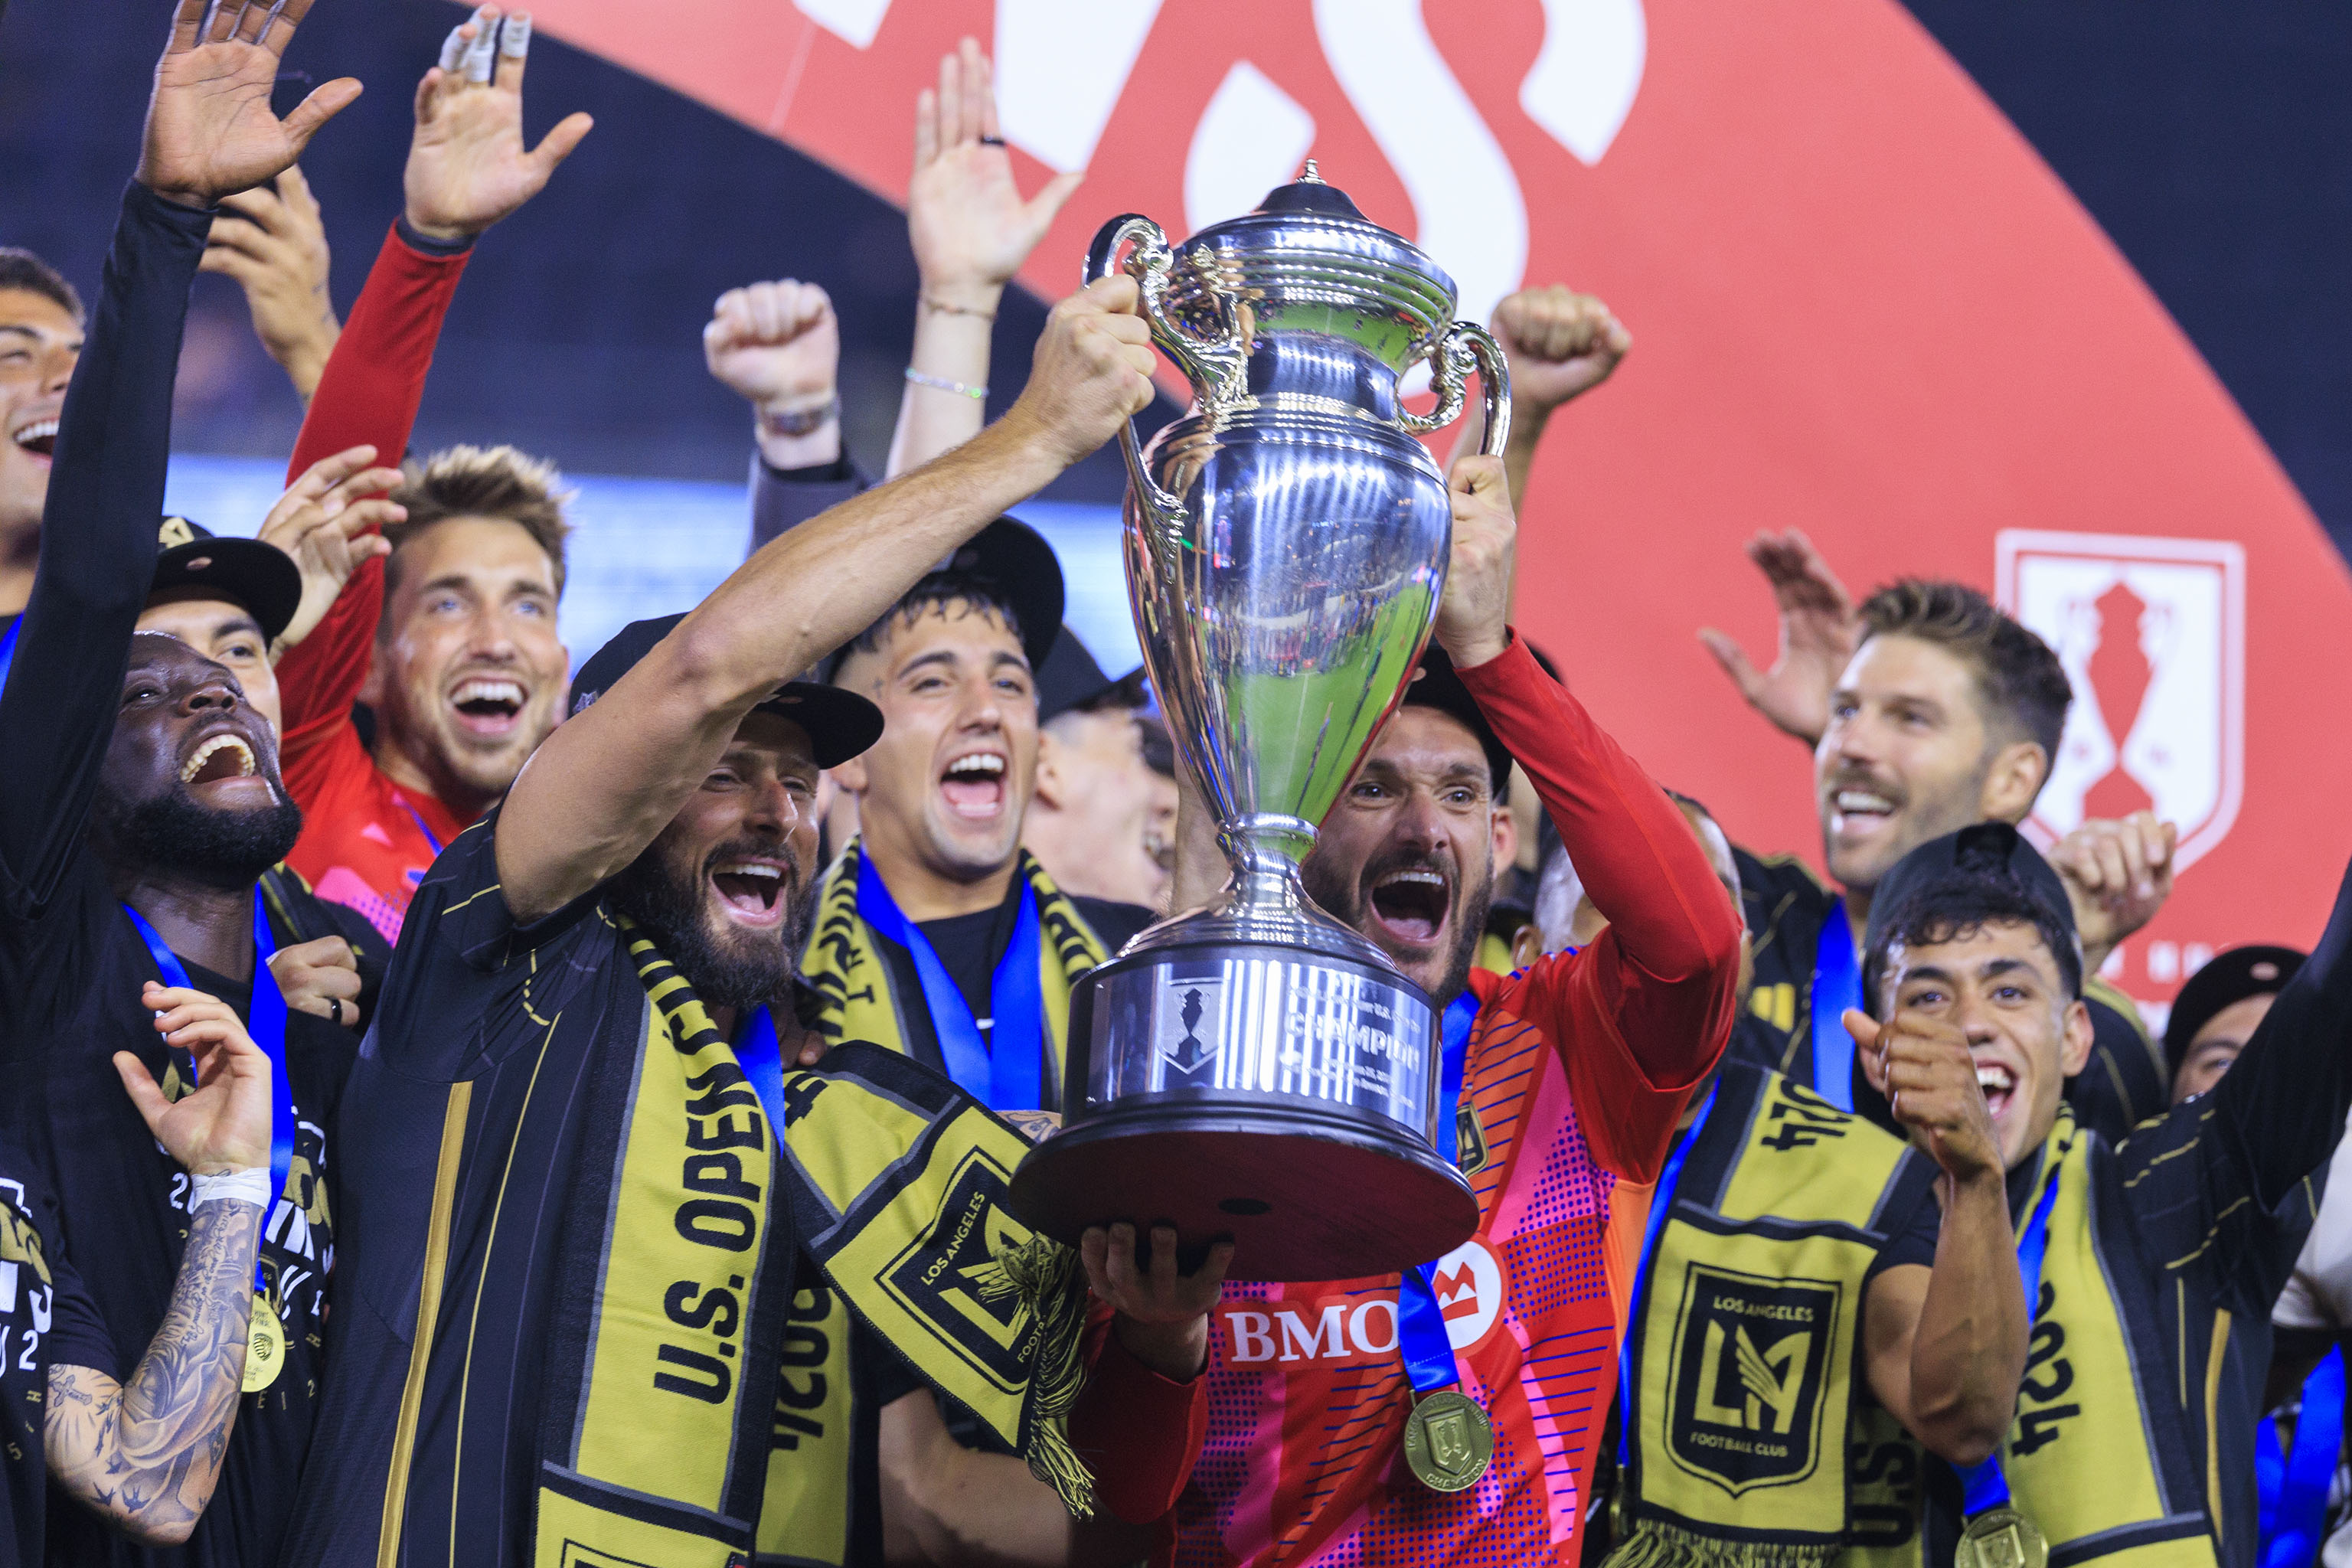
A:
[1165,956,1706,1567]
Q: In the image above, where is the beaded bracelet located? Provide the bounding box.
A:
[905,367,988,400]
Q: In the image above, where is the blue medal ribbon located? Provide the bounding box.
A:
[396,795,446,858]
[1618,1082,1721,1468]
[854,851,1046,1110]
[2257,1348,2344,1568]
[120,893,296,1295]
[1959,1160,2064,1514]
[1811,898,1860,1110]
[0,617,21,699]
[733,1004,789,1132]
[1400,992,1487,1396]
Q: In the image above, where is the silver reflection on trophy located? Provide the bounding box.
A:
[1008,162,1510,1282]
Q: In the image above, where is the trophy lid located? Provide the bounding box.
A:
[1174,161,1460,355]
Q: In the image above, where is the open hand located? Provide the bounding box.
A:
[909,38,1083,304]
[1848,1008,2002,1187]
[1697,529,1858,746]
[404,7,593,243]
[119,984,275,1176]
[268,936,363,1031]
[1082,1222,1232,1381]
[256,445,406,650]
[201,168,339,398]
[1432,455,1517,671]
[1494,286,1630,415]
[1005,275,1156,469]
[140,0,362,211]
[2050,812,2176,975]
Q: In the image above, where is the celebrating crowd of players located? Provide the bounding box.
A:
[1,5,2347,1567]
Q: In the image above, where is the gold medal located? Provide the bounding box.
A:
[241,1292,285,1393]
[1402,1389,1492,1492]
[1954,1507,2048,1568]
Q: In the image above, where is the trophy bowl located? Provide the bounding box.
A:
[1007,165,1508,1282]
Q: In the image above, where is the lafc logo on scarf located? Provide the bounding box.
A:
[1667,1266,1838,1494]
[882,1150,1037,1391]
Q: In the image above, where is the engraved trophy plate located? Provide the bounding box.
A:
[1008,164,1506,1280]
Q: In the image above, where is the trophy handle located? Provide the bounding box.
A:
[1399,322,1512,456]
[1084,214,1188,532]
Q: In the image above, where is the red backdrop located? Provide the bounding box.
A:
[528,0,2352,1014]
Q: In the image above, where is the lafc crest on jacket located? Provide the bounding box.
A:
[1609,1064,1940,1568]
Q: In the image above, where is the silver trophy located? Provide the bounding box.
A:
[1009,165,1509,1280]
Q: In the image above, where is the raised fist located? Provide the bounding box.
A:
[1493,286,1631,415]
[704,281,840,410]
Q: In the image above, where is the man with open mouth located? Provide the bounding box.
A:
[1155,452,1744,1567]
[0,246,82,663]
[1854,822,2352,1568]
[0,6,370,1563]
[252,5,590,945]
[1704,559,2175,1146]
[277,260,1230,1568]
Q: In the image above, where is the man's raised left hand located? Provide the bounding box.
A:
[404,7,593,244]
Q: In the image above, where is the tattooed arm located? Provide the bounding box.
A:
[46,1198,261,1543]
[47,982,276,1543]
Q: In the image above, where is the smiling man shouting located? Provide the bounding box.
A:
[0,5,367,1563]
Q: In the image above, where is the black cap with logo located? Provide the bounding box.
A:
[2163,944,2305,1080]
[570,613,885,768]
[148,516,302,643]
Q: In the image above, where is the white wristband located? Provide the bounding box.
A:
[191,1168,273,1211]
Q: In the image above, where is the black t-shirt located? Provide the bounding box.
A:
[0,862,355,1568]
[0,1139,114,1568]
[891,880,1152,1112]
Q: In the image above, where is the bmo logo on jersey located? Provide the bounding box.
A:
[1223,1240,1508,1365]
[1998,530,2246,872]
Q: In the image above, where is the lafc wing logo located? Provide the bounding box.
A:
[882,1150,1038,1393]
[1667,1266,1839,1494]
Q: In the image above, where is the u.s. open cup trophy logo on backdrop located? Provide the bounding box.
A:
[1007,165,1507,1281]
[1996,530,2246,873]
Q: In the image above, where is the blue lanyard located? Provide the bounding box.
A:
[120,893,296,1295]
[0,617,20,699]
[1618,1082,1721,1468]
[1811,898,1860,1110]
[2258,1349,2344,1568]
[733,1004,789,1135]
[1433,992,1479,1168]
[395,796,446,858]
[854,851,1046,1111]
[1960,1160,2064,1513]
[1398,991,1486,1396]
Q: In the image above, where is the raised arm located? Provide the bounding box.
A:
[1854,1008,2029,1467]
[1439,458,1741,1096]
[2215,846,2352,1211]
[200,167,340,403]
[47,985,274,1544]
[888,38,1083,479]
[0,0,355,913]
[497,277,1156,921]
[272,5,587,748]
[1694,529,1857,749]
[1445,284,1629,511]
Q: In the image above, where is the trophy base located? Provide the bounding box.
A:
[1008,934,1478,1282]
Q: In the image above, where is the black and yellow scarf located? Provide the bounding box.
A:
[530,920,1094,1568]
[1610,1065,1938,1568]
[800,840,1111,1068]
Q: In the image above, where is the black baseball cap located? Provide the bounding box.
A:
[825,516,1066,681]
[1862,822,2081,1001]
[148,516,302,644]
[570,613,884,768]
[2164,944,2305,1081]
[1035,629,1150,725]
[1402,644,1512,792]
